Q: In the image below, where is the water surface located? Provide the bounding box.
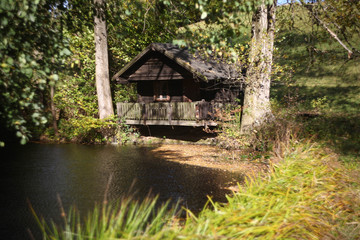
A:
[0,143,241,239]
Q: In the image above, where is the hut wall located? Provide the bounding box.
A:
[120,50,241,105]
[214,88,240,104]
[127,56,185,81]
[137,81,153,103]
[137,80,184,103]
[183,79,201,102]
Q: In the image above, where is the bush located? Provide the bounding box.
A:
[58,116,115,143]
[56,115,139,144]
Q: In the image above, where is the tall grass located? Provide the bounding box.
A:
[31,195,180,240]
[180,141,359,239]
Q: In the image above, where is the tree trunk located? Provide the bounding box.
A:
[240,1,276,134]
[50,85,59,136]
[94,0,114,119]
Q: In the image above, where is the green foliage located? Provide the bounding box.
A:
[32,1,360,238]
[217,98,304,154]
[271,0,360,165]
[51,29,97,142]
[55,30,97,116]
[298,0,360,54]
[273,2,360,118]
[192,0,275,21]
[115,120,140,144]
[54,36,139,144]
[177,20,251,65]
[106,0,199,72]
[66,0,200,73]
[52,0,198,143]
[181,142,359,239]
[0,0,69,145]
[33,195,180,240]
[52,25,140,143]
[52,30,139,143]
[112,83,137,103]
[304,113,360,163]
[172,0,277,66]
[58,116,115,143]
[55,113,139,144]
[276,2,360,85]
[310,96,329,111]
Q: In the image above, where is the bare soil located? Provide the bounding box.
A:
[149,144,267,175]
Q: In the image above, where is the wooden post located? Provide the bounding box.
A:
[167,103,172,125]
[141,103,147,125]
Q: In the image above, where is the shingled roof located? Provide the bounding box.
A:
[112,43,241,83]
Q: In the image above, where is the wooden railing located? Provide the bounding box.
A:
[116,102,218,126]
[116,102,197,120]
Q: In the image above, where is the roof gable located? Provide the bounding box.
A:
[127,56,184,81]
[112,43,240,83]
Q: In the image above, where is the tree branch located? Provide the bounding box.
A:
[303,3,353,58]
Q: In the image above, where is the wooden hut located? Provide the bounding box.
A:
[112,43,244,127]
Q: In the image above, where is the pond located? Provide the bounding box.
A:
[0,143,242,239]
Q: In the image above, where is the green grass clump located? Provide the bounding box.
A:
[32,195,180,240]
[179,141,359,239]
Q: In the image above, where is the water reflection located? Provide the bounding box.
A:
[0,143,242,239]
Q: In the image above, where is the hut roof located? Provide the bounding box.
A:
[112,43,241,83]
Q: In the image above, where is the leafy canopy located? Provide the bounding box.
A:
[0,0,70,145]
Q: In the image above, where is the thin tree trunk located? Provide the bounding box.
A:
[240,1,277,134]
[50,85,59,136]
[94,0,114,119]
[302,2,353,58]
[314,15,353,58]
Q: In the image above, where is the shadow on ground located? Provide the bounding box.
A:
[138,125,217,142]
[302,114,360,162]
[272,85,360,113]
[272,86,360,161]
[107,145,243,214]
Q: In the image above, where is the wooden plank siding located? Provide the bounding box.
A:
[117,102,197,121]
[127,56,188,81]
[116,102,217,126]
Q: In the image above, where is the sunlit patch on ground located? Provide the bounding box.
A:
[150,144,267,175]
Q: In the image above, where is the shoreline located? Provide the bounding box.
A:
[35,136,269,178]
[149,144,269,175]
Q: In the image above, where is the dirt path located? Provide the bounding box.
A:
[149,144,267,175]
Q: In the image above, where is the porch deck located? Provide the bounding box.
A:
[116,102,217,127]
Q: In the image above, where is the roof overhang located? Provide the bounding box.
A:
[112,43,242,84]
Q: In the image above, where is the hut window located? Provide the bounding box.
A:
[154,81,170,101]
